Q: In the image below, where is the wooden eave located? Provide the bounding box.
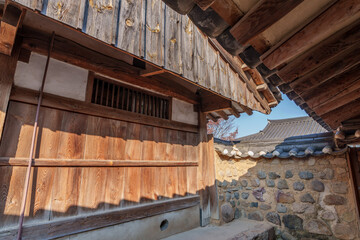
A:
[162,0,360,138]
[2,0,274,122]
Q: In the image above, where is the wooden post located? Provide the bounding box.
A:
[198,112,217,226]
[0,44,20,142]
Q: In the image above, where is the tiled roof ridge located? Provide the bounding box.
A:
[267,116,311,122]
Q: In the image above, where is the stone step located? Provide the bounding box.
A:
[162,219,275,240]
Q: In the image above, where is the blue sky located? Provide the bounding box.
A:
[234,94,307,137]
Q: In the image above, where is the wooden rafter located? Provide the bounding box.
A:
[289,43,360,95]
[230,0,303,45]
[207,113,217,122]
[210,0,243,26]
[209,39,272,113]
[216,110,228,120]
[302,64,360,107]
[321,97,360,129]
[194,0,216,10]
[229,103,240,118]
[201,97,232,113]
[278,21,360,83]
[313,86,360,116]
[262,0,360,70]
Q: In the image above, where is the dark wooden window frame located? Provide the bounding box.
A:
[86,72,173,121]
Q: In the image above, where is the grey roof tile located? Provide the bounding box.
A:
[214,117,346,159]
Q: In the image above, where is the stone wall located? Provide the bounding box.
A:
[215,152,360,240]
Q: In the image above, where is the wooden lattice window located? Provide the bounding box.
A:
[89,76,171,120]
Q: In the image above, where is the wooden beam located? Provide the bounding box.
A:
[241,104,253,116]
[278,21,360,83]
[256,83,268,91]
[209,39,271,113]
[21,32,198,104]
[312,80,360,116]
[302,64,360,108]
[230,103,240,118]
[0,157,198,167]
[140,65,166,77]
[10,87,199,133]
[194,0,216,10]
[201,97,231,113]
[268,101,277,108]
[207,113,217,122]
[262,0,360,70]
[290,43,360,95]
[0,40,20,142]
[0,196,200,239]
[216,110,229,120]
[321,97,360,130]
[0,4,24,55]
[211,0,243,26]
[230,0,303,45]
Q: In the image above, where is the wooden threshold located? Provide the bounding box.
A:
[0,196,200,240]
[10,87,199,133]
[0,158,198,167]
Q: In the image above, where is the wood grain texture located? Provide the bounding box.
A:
[44,0,84,28]
[12,0,267,112]
[194,27,209,87]
[262,0,360,70]
[278,21,360,83]
[321,97,360,129]
[10,87,198,133]
[21,33,199,104]
[180,15,195,83]
[230,0,303,45]
[0,196,200,240]
[84,0,119,44]
[0,99,203,233]
[117,0,145,57]
[145,0,165,66]
[0,44,20,142]
[14,0,43,11]
[302,64,360,113]
[211,0,243,26]
[289,43,360,95]
[165,5,182,74]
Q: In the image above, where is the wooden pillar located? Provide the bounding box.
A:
[197,112,217,226]
[0,47,19,141]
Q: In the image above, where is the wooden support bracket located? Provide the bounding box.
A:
[0,3,24,55]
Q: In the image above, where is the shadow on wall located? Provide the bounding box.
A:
[0,164,207,239]
[215,152,360,240]
[0,101,214,239]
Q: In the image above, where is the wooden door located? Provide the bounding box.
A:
[348,148,360,217]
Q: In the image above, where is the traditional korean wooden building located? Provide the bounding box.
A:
[0,0,280,239]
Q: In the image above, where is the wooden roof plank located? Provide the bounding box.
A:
[262,0,360,70]
[117,0,145,57]
[314,87,360,116]
[180,15,195,82]
[289,43,360,95]
[230,0,304,45]
[278,20,360,83]
[302,64,360,109]
[321,97,360,129]
[164,5,182,74]
[145,0,165,66]
[210,0,243,26]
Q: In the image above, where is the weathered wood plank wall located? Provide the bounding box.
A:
[0,101,200,229]
[12,0,265,113]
